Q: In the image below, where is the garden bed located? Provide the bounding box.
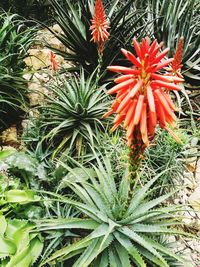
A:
[0,1,200,266]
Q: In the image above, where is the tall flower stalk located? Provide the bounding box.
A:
[90,0,110,83]
[103,37,184,177]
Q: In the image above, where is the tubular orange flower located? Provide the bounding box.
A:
[104,37,184,148]
[90,0,110,53]
[50,51,59,71]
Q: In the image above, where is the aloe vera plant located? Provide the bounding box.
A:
[39,70,110,157]
[36,154,194,267]
[46,0,149,82]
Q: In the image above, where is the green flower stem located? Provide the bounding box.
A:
[96,51,103,85]
[128,142,146,191]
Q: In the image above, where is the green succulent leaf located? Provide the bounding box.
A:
[0,149,16,160]
[0,216,43,266]
[4,189,40,204]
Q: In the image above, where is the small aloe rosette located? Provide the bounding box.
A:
[103,37,184,148]
[90,0,110,53]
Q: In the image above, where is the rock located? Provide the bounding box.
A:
[194,244,200,252]
[182,170,196,189]
[185,147,198,173]
[182,209,196,226]
[167,235,176,243]
[49,36,65,51]
[1,126,18,146]
[36,27,65,51]
[28,109,40,118]
[195,159,200,185]
[23,72,50,106]
[0,146,16,152]
[52,24,63,34]
[21,120,30,130]
[34,72,50,83]
[191,137,199,147]
[188,187,200,211]
[24,48,64,70]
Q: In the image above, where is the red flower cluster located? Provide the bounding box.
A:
[90,0,110,53]
[50,51,59,71]
[103,37,184,146]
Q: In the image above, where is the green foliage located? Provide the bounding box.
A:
[1,189,40,204]
[143,129,188,194]
[0,215,43,267]
[93,129,129,178]
[36,154,193,267]
[38,71,110,157]
[0,0,53,22]
[46,0,149,82]
[147,0,200,88]
[0,149,16,160]
[0,156,43,218]
[0,153,46,220]
[22,118,55,168]
[1,151,47,187]
[0,1,198,266]
[0,12,35,130]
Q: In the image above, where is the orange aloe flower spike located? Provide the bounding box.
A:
[151,48,170,65]
[161,92,177,111]
[156,101,167,128]
[110,115,125,132]
[171,37,184,72]
[103,38,184,147]
[116,93,132,113]
[50,51,59,71]
[133,37,142,59]
[90,0,110,53]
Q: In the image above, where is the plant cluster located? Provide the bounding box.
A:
[0,0,53,22]
[146,0,200,89]
[38,71,111,157]
[1,0,200,267]
[0,12,35,131]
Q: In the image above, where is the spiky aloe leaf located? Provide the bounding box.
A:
[36,155,196,267]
